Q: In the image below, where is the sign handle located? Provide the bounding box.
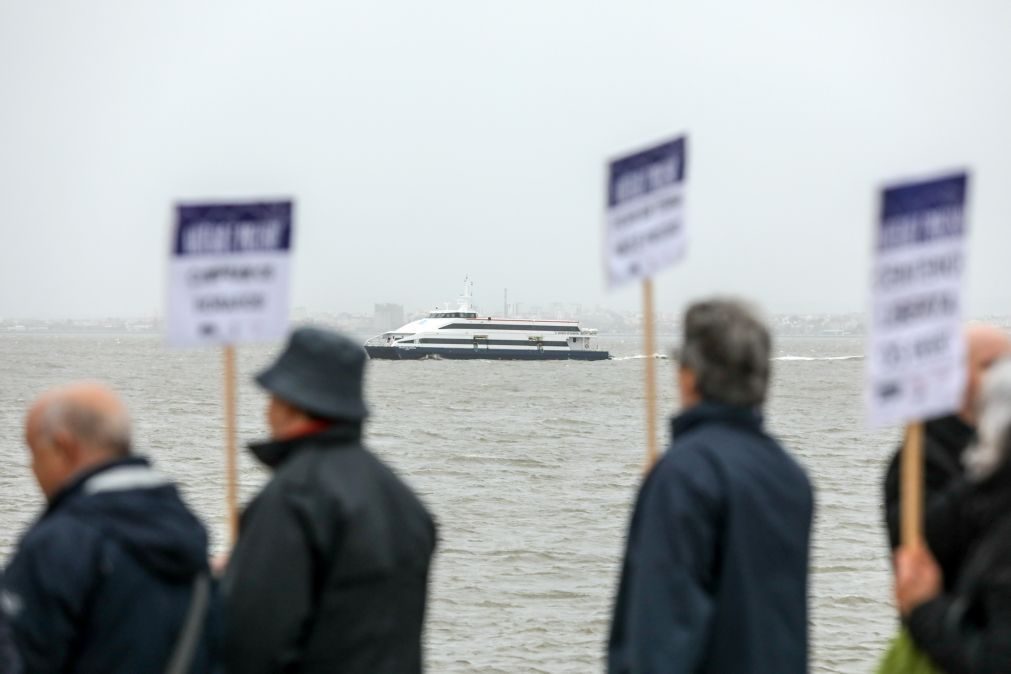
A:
[643,278,659,469]
[223,345,239,546]
[900,422,925,548]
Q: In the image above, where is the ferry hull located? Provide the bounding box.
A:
[365,346,609,361]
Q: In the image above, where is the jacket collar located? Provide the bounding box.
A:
[925,414,975,457]
[46,456,151,515]
[670,401,764,439]
[249,422,363,470]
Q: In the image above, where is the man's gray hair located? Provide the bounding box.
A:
[679,298,772,407]
[41,398,132,457]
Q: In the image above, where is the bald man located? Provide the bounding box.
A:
[883,324,1011,589]
[1,383,215,673]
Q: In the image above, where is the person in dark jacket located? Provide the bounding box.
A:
[608,299,814,674]
[883,324,1010,587]
[895,357,1011,672]
[2,383,214,674]
[222,327,437,674]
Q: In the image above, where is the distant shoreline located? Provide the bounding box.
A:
[0,329,869,339]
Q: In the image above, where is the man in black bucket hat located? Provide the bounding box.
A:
[222,327,437,674]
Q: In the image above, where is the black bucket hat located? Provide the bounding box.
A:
[255,327,369,421]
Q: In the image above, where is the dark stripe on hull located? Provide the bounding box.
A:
[365,346,609,361]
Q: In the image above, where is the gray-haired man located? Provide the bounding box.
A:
[608,299,814,674]
[3,383,214,673]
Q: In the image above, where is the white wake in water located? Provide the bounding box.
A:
[774,355,863,362]
[610,354,670,361]
[612,354,862,362]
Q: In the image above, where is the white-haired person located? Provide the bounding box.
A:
[896,356,1011,672]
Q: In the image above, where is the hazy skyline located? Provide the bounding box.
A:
[3,2,1010,320]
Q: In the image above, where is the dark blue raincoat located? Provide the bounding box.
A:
[608,403,814,674]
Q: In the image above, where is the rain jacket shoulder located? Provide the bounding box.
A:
[608,403,814,674]
[222,424,436,674]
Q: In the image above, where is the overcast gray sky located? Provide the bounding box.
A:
[2,1,1009,319]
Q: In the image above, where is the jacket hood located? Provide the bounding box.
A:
[50,457,208,581]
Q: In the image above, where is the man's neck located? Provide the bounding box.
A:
[48,454,126,505]
[275,418,333,441]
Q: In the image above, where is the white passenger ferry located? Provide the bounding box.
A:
[364,282,609,361]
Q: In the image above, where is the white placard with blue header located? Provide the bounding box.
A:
[867,172,969,427]
[167,200,294,347]
[604,136,687,288]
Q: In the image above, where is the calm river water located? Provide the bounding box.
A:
[0,333,898,672]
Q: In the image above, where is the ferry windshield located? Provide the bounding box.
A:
[430,312,478,319]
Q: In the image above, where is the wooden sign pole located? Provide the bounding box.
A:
[223,345,239,546]
[643,278,659,468]
[900,422,925,548]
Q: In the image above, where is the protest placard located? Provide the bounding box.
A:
[605,136,687,289]
[167,200,294,347]
[605,136,687,466]
[868,173,968,428]
[867,171,968,546]
[167,199,294,543]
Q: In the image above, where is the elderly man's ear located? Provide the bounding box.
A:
[50,428,85,465]
[678,367,700,408]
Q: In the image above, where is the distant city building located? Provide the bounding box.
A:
[373,303,405,332]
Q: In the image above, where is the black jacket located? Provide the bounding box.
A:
[222,424,436,674]
[907,457,1011,673]
[608,403,814,674]
[884,415,975,588]
[2,457,214,674]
